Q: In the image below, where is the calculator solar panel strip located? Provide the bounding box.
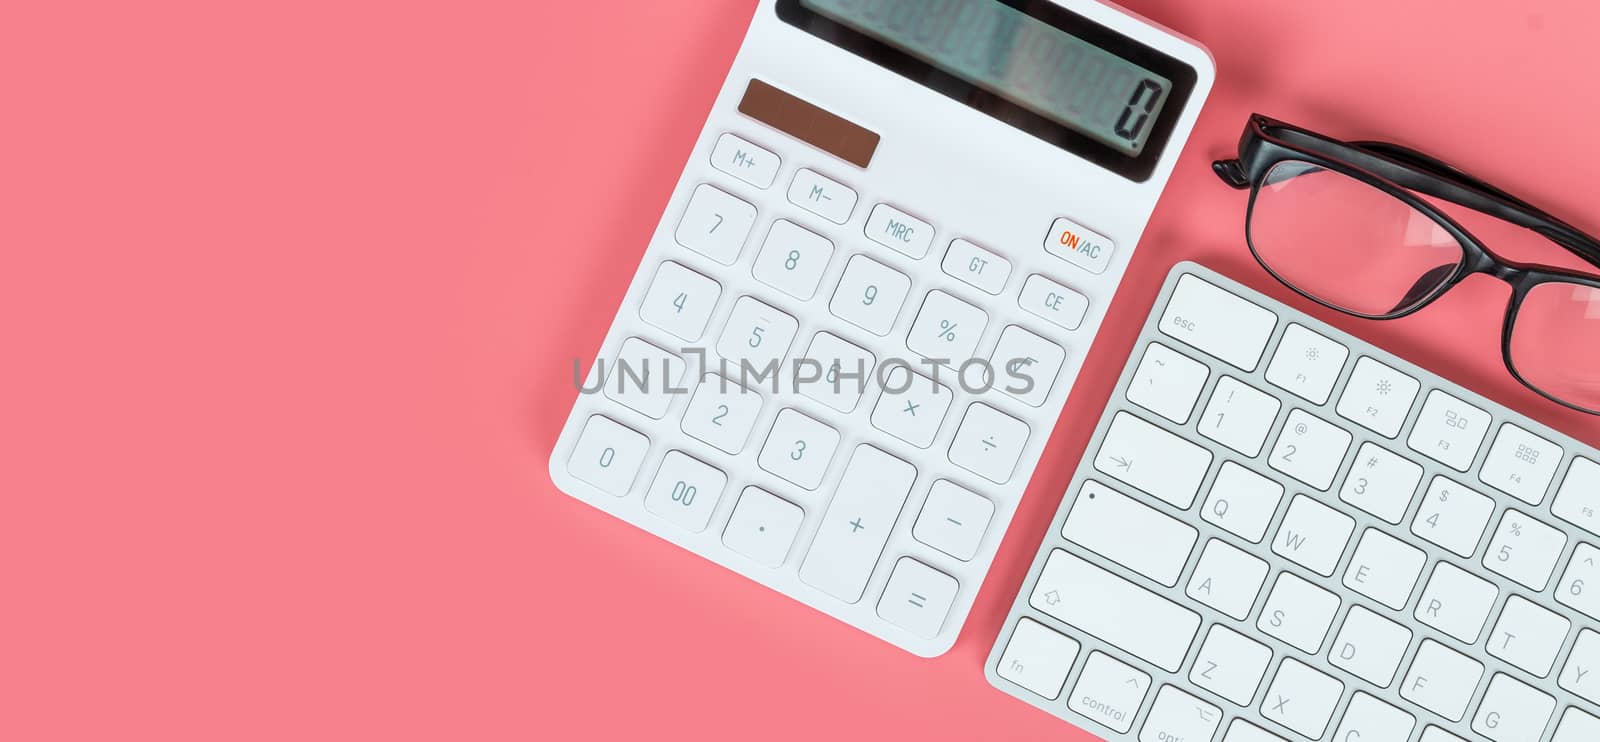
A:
[548,0,1215,656]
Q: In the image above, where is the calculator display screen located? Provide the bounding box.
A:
[778,0,1197,181]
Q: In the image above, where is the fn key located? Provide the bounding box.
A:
[877,557,958,638]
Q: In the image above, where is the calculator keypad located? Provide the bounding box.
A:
[829,254,909,336]
[716,296,797,371]
[752,219,833,300]
[676,184,756,265]
[787,168,857,224]
[757,408,840,490]
[908,290,988,360]
[638,260,721,341]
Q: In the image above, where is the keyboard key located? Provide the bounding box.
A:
[1225,720,1287,742]
[988,325,1065,407]
[1260,658,1342,739]
[1333,692,1414,742]
[870,365,952,448]
[1186,538,1269,619]
[1258,572,1340,654]
[863,202,933,258]
[1126,342,1209,424]
[912,480,992,561]
[1030,550,1201,672]
[602,337,685,419]
[1339,442,1424,523]
[829,254,911,337]
[1480,422,1562,504]
[1487,595,1570,676]
[1201,462,1285,542]
[680,374,762,454]
[566,415,649,497]
[1139,685,1221,742]
[798,445,915,602]
[941,238,1010,294]
[1420,727,1468,742]
[1159,273,1277,371]
[1198,376,1282,457]
[1069,652,1150,734]
[948,403,1029,484]
[1553,457,1600,535]
[1555,708,1600,742]
[1484,509,1567,590]
[709,132,778,188]
[1408,389,1491,471]
[875,557,957,639]
[1559,629,1600,703]
[1268,409,1351,490]
[1410,475,1495,557]
[1416,561,1498,643]
[1096,412,1214,509]
[1329,605,1412,687]
[997,617,1080,700]
[786,168,856,224]
[643,451,727,532]
[1191,624,1273,706]
[1272,494,1355,576]
[1400,640,1483,722]
[716,296,798,374]
[721,487,803,567]
[1555,543,1600,620]
[907,289,987,360]
[1062,480,1198,587]
[674,183,755,264]
[798,332,875,413]
[1343,528,1425,610]
[1018,273,1088,331]
[1043,216,1115,275]
[752,219,833,300]
[1336,356,1420,438]
[1471,673,1555,742]
[1265,323,1349,405]
[757,408,839,490]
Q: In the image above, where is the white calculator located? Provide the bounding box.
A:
[548,0,1214,656]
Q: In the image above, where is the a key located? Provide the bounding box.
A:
[912,480,992,561]
[1139,685,1222,742]
[602,337,686,419]
[1555,543,1600,620]
[988,324,1066,408]
[1420,727,1469,742]
[1343,528,1426,610]
[1559,629,1600,703]
[798,331,875,413]
[1096,411,1214,508]
[752,219,834,300]
[1225,720,1288,742]
[1272,494,1355,576]
[566,415,649,497]
[875,557,957,639]
[1185,538,1269,620]
[1400,639,1484,722]
[1339,442,1424,524]
[1018,274,1088,331]
[863,203,933,259]
[1415,561,1499,643]
[756,408,840,490]
[1191,624,1274,706]
[1201,462,1285,542]
[716,296,798,375]
[1159,273,1278,371]
[870,365,952,448]
[941,238,1011,294]
[1260,658,1343,740]
[1029,550,1201,672]
[1336,356,1421,438]
[721,487,803,567]
[674,183,756,265]
[1265,322,1349,405]
[1407,389,1491,472]
[680,373,763,454]
[1062,480,1198,587]
[643,451,727,533]
[948,402,1029,484]
[637,260,721,341]
[1487,595,1570,677]
[786,168,856,224]
[1044,216,1115,275]
[1410,475,1495,557]
[907,289,987,361]
[1555,708,1600,742]
[829,254,910,337]
[1329,605,1412,688]
[1484,509,1567,590]
[1471,673,1555,742]
[996,617,1080,700]
[1126,342,1209,424]
[798,445,915,602]
[1268,409,1351,490]
[1199,376,1282,457]
[1333,692,1415,742]
[1479,422,1563,504]
[1258,572,1341,654]
[1553,457,1600,535]
[709,132,778,188]
[1068,652,1150,734]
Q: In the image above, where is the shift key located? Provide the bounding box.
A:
[1029,550,1200,672]
[800,445,916,603]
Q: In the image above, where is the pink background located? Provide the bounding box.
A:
[5,1,1600,739]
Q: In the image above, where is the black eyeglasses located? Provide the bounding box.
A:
[1212,114,1600,415]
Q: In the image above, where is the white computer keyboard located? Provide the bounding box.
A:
[987,262,1600,742]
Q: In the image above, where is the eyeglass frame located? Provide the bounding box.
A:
[1212,113,1600,415]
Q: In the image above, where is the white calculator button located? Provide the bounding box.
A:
[941,238,1011,294]
[1471,673,1555,742]
[1410,475,1496,557]
[1126,342,1209,424]
[1336,356,1421,438]
[1330,605,1412,687]
[1069,652,1150,734]
[997,617,1080,700]
[757,408,840,490]
[1272,495,1355,577]
[1268,409,1351,491]
[1400,640,1483,722]
[1334,693,1415,742]
[1265,323,1349,405]
[1483,509,1567,590]
[752,219,833,300]
[1408,389,1492,471]
[1043,217,1115,275]
[709,132,778,188]
[912,480,993,561]
[602,337,685,420]
[1479,422,1562,504]
[829,254,910,336]
[1064,480,1197,587]
[1487,595,1570,676]
[798,332,875,413]
[675,183,755,265]
[870,365,952,448]
[1560,629,1600,702]
[1185,538,1269,619]
[1260,658,1343,739]
[864,203,934,258]
[566,415,649,497]
[1160,273,1278,372]
[637,260,721,341]
[1339,442,1424,524]
[1415,561,1498,643]
[716,296,798,372]
[989,325,1066,408]
[1554,708,1600,742]
[1201,462,1284,543]
[948,402,1029,484]
[721,487,803,568]
[1198,376,1282,457]
[1343,528,1426,610]
[798,445,916,602]
[1140,685,1222,742]
[1557,544,1600,620]
[1018,274,1088,331]
[875,557,957,639]
[907,289,987,361]
[642,451,727,533]
[1191,624,1273,706]
[1552,457,1600,535]
[680,373,762,454]
[1257,571,1340,653]
[1097,411,1214,510]
[786,168,856,224]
